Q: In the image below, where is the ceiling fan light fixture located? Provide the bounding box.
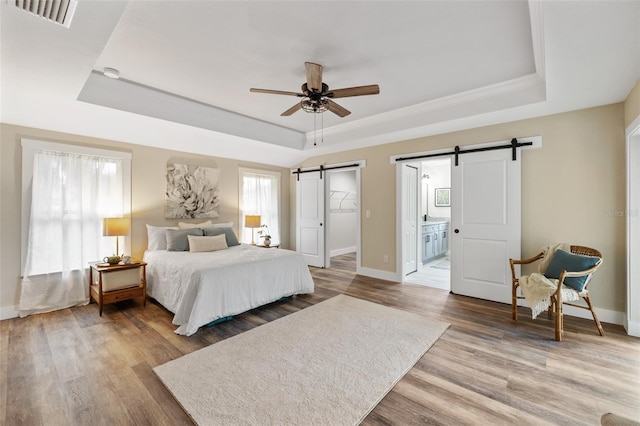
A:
[301,98,328,114]
[250,62,378,118]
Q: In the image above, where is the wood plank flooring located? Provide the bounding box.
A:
[1,253,639,425]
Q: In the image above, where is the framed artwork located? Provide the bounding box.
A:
[165,163,221,219]
[435,187,450,207]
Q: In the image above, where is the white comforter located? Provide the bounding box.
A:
[143,245,314,336]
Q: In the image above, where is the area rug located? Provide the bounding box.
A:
[153,294,449,426]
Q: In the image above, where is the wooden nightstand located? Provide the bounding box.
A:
[88,260,147,316]
[257,244,280,248]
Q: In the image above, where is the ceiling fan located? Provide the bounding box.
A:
[250,62,380,117]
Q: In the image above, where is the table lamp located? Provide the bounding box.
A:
[244,215,261,246]
[103,217,130,256]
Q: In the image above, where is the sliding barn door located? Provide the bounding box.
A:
[296,171,325,268]
[450,149,521,304]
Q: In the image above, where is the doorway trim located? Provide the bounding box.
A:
[626,115,640,337]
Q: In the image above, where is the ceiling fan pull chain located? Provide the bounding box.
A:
[321,112,324,144]
[314,112,317,146]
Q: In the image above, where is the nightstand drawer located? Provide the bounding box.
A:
[96,268,141,291]
[102,286,144,305]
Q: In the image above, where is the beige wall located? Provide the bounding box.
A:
[0,124,290,316]
[292,103,627,313]
[1,101,633,317]
[625,79,640,128]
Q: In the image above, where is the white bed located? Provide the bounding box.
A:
[143,244,314,336]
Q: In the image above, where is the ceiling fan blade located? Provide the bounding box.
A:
[281,103,302,116]
[305,62,323,93]
[327,99,351,117]
[250,88,304,97]
[327,84,380,99]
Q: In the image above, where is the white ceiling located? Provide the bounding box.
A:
[1,1,639,167]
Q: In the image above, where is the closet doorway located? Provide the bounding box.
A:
[295,162,363,270]
[327,169,359,264]
[404,158,451,290]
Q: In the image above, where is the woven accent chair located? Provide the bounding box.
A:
[509,245,604,341]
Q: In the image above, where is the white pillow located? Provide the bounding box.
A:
[146,224,178,251]
[188,234,228,252]
[210,221,233,229]
[178,220,213,230]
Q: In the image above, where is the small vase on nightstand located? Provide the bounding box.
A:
[263,237,271,247]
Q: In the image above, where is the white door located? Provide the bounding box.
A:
[450,149,521,304]
[627,121,640,336]
[402,164,418,275]
[296,171,325,268]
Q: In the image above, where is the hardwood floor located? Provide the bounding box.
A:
[1,253,639,425]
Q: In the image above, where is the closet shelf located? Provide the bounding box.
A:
[330,190,357,213]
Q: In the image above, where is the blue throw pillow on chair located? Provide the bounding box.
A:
[544,249,600,291]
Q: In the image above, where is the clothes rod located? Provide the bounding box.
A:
[292,163,361,180]
[395,138,533,165]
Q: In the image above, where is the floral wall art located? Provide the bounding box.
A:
[165,163,221,219]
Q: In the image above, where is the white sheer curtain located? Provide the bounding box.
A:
[241,172,280,244]
[19,150,124,317]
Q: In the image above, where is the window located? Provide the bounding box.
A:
[19,139,131,316]
[239,168,281,245]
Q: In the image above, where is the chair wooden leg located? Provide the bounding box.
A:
[512,283,518,321]
[555,299,563,341]
[583,295,605,336]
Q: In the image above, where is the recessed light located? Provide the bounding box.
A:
[103,67,120,79]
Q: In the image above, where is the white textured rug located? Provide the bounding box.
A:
[154,295,449,426]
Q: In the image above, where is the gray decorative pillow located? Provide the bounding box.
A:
[203,227,240,246]
[166,228,203,251]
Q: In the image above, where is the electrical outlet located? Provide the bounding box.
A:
[366,210,371,218]
[383,255,389,264]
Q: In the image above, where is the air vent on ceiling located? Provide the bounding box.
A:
[13,0,78,28]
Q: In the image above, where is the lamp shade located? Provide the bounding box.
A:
[244,215,261,228]
[103,217,130,236]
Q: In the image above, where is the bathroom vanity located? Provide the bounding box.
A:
[422,220,449,264]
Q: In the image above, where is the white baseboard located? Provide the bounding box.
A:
[625,319,640,337]
[0,305,19,321]
[330,246,357,257]
[356,266,399,282]
[563,304,624,326]
[517,299,624,326]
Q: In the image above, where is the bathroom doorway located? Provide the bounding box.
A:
[404,158,451,290]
